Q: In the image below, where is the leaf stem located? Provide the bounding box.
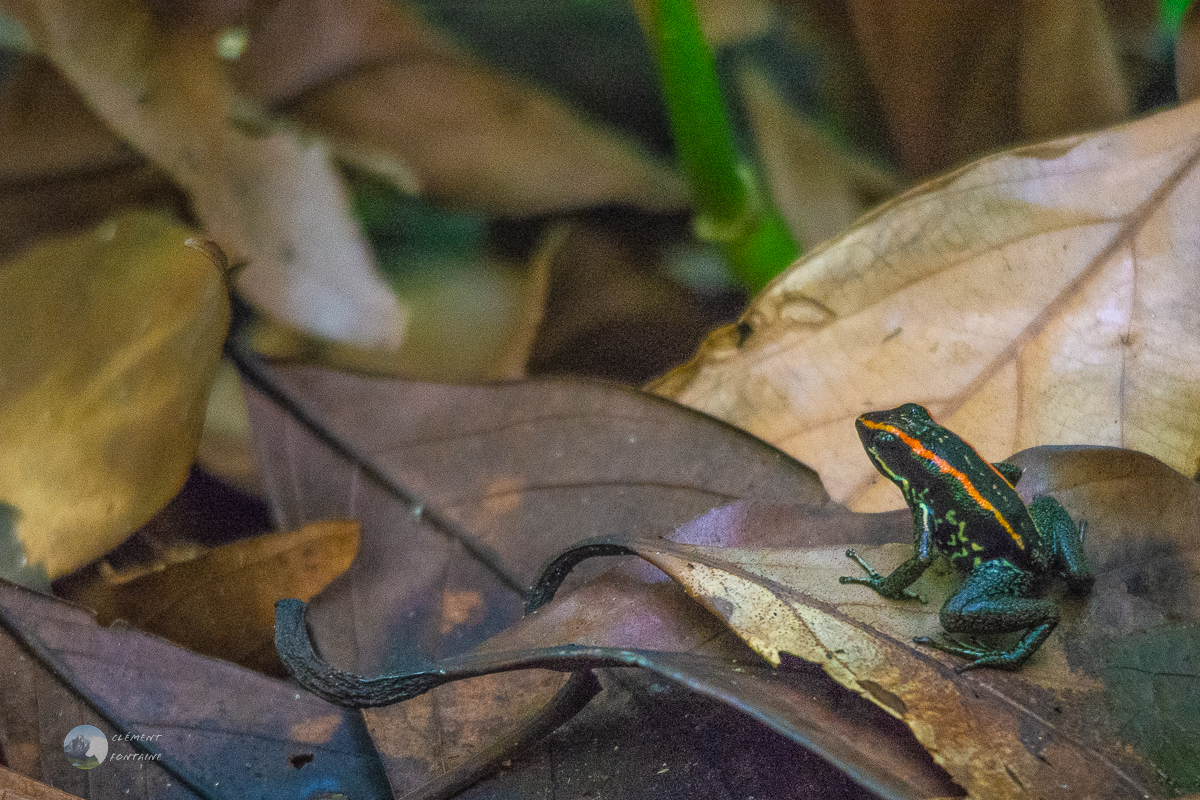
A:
[642,0,800,292]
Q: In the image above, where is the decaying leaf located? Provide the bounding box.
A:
[0,765,84,800]
[0,57,134,187]
[240,355,826,676]
[234,0,687,216]
[652,99,1200,510]
[57,520,358,676]
[565,447,1199,797]
[739,67,903,249]
[816,0,1130,176]
[0,212,228,578]
[271,445,957,798]
[360,670,592,798]
[7,0,406,349]
[0,577,389,799]
[1177,0,1200,102]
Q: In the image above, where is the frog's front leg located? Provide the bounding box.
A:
[917,559,1058,671]
[840,504,935,601]
[1028,495,1094,595]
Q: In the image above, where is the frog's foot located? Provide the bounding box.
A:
[839,549,925,602]
[914,632,1042,672]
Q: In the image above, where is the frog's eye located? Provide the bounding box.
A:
[896,403,932,423]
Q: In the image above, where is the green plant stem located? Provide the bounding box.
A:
[643,0,800,292]
[1161,0,1194,33]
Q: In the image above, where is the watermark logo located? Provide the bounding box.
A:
[63,725,107,770]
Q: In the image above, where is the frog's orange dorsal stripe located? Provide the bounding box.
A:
[861,419,1024,550]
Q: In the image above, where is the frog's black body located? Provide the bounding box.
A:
[841,403,1093,671]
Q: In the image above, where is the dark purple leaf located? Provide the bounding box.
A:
[0,579,388,800]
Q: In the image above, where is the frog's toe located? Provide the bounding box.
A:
[914,635,993,660]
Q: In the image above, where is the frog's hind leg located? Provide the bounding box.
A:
[916,560,1058,671]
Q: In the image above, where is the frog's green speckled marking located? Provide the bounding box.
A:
[841,403,1094,671]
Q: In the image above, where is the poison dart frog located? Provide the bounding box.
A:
[840,403,1093,671]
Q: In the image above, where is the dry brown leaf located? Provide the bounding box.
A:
[830,0,1131,176]
[739,67,904,249]
[652,100,1200,510]
[233,0,686,216]
[528,219,717,383]
[0,56,185,261]
[0,766,83,800]
[0,211,228,578]
[7,0,406,349]
[57,520,358,675]
[0,58,132,184]
[362,670,576,797]
[1178,0,1200,102]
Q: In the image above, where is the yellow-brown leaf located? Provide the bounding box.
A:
[0,211,229,577]
[62,520,359,676]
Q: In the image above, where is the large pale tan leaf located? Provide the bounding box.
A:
[6,0,406,349]
[0,212,228,578]
[652,99,1200,509]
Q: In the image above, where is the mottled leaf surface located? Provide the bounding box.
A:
[242,357,825,675]
[244,355,832,794]
[587,448,1197,798]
